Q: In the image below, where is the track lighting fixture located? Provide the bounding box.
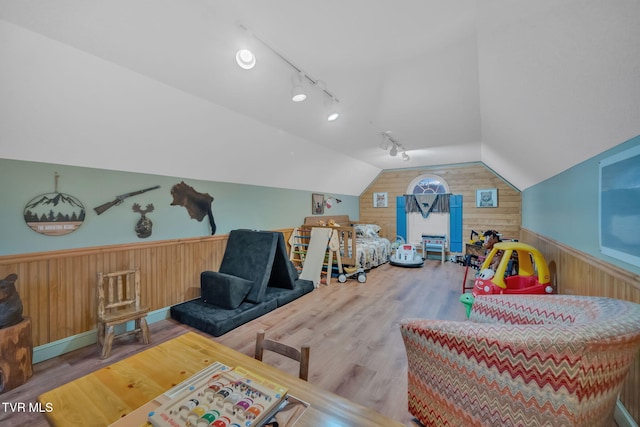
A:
[236,24,340,122]
[326,96,340,121]
[235,26,256,69]
[379,134,391,150]
[380,132,410,161]
[291,72,307,102]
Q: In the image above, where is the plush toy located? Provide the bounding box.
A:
[459,293,475,318]
[0,274,23,328]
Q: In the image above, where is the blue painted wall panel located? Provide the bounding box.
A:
[396,196,406,241]
[522,135,640,274]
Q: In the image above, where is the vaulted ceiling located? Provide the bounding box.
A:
[1,0,639,195]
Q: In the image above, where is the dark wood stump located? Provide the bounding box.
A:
[0,317,33,393]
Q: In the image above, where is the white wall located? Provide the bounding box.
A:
[0,19,380,196]
[478,0,640,190]
[407,213,449,247]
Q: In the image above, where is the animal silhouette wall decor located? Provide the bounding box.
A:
[170,181,216,235]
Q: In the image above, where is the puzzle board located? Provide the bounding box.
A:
[148,363,288,427]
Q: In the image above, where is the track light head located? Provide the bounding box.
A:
[235,49,256,70]
[325,96,339,122]
[389,144,398,156]
[380,132,391,150]
[402,152,410,161]
[291,72,307,102]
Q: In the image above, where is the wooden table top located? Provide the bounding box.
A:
[38,332,404,427]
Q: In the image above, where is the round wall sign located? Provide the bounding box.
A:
[23,192,86,236]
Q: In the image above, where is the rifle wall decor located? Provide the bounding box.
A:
[23,172,86,236]
[94,185,160,215]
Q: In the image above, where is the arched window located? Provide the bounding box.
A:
[407,175,449,195]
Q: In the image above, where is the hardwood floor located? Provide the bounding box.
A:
[1,260,468,427]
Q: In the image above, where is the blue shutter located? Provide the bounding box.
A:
[449,194,463,252]
[396,196,406,241]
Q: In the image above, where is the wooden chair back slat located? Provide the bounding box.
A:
[254,330,310,381]
[96,268,150,359]
[98,270,139,313]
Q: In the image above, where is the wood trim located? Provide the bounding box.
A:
[0,230,298,349]
[520,227,640,423]
[519,228,640,294]
[0,235,228,264]
[0,235,230,347]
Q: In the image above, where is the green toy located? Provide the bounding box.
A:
[459,293,475,318]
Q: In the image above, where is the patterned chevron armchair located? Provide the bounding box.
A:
[400,294,640,426]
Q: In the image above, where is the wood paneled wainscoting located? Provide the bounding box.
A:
[521,228,640,425]
[0,235,231,354]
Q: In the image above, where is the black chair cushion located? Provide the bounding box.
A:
[201,271,254,309]
[219,230,279,303]
[170,299,277,337]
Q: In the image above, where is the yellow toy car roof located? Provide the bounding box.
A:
[480,241,551,288]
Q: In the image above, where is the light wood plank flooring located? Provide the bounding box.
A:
[1,260,468,426]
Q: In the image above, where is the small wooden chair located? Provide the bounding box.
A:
[254,330,310,381]
[96,268,150,359]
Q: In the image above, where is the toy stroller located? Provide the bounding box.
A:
[337,265,367,283]
[333,240,367,283]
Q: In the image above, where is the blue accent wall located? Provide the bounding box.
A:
[0,159,359,256]
[522,135,640,274]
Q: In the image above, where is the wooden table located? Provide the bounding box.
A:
[38,332,403,427]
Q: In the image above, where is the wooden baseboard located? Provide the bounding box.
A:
[32,308,170,363]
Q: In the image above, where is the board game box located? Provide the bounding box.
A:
[148,363,289,427]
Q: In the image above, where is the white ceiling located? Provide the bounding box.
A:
[1,0,639,195]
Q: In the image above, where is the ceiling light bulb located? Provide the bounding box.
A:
[236,49,256,69]
[292,90,306,102]
[327,112,339,121]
